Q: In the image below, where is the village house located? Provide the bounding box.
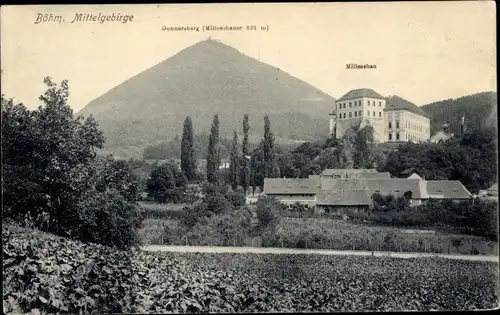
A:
[262,178,321,208]
[430,124,454,144]
[262,169,472,213]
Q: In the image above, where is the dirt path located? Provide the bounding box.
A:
[142,245,499,262]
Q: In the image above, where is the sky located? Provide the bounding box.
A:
[1,2,496,112]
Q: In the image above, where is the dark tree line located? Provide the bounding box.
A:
[380,127,497,193]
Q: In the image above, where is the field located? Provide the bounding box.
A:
[138,203,498,255]
[3,224,499,313]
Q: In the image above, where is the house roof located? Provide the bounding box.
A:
[263,178,321,194]
[320,178,423,198]
[384,95,431,119]
[263,177,472,201]
[424,181,472,199]
[316,189,372,206]
[358,172,391,179]
[400,168,415,175]
[337,89,385,101]
[430,131,453,143]
[321,168,378,176]
[487,183,498,191]
[407,173,422,180]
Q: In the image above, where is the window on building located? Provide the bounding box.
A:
[354,111,357,117]
[349,112,352,118]
[359,110,362,116]
[389,133,392,140]
[379,101,382,107]
[396,132,400,140]
[379,112,382,117]
[349,102,352,108]
[388,122,392,129]
[396,121,400,128]
[368,100,370,105]
[373,111,375,117]
[367,111,370,116]
[344,113,347,118]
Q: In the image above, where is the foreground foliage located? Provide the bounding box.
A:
[2,79,142,248]
[3,224,498,314]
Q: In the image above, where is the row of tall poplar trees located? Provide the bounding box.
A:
[180,114,279,193]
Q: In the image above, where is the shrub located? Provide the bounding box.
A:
[146,161,188,203]
[179,203,205,228]
[73,188,141,249]
[255,197,282,230]
[225,188,246,208]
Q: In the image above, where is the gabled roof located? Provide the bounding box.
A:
[359,172,391,179]
[384,95,431,118]
[337,89,385,101]
[425,181,472,199]
[317,190,372,206]
[407,173,422,180]
[320,178,423,198]
[321,169,378,176]
[264,178,321,194]
[430,131,453,143]
[487,183,498,191]
[400,168,415,175]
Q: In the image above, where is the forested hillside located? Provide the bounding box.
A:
[422,92,497,135]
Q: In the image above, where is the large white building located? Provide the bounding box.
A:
[329,89,431,143]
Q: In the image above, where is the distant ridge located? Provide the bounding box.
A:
[78,39,335,152]
[421,91,497,135]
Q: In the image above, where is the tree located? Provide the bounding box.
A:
[352,124,375,168]
[240,114,251,194]
[96,158,141,202]
[263,115,280,178]
[2,78,106,231]
[255,197,282,231]
[450,237,464,253]
[250,143,266,192]
[229,130,239,190]
[206,114,220,184]
[379,127,497,193]
[181,116,196,182]
[146,161,188,203]
[2,78,142,248]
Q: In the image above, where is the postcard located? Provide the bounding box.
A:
[1,2,498,314]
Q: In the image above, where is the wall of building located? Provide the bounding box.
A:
[332,97,386,142]
[384,110,430,143]
[269,194,317,207]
